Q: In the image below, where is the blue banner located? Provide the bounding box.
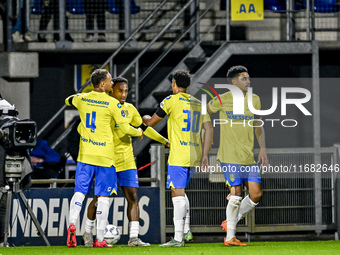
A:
[8,187,160,246]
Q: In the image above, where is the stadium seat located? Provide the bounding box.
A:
[107,0,140,15]
[264,0,301,12]
[67,0,86,15]
[31,0,42,14]
[302,0,340,13]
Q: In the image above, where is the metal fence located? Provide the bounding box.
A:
[150,144,339,240]
[26,0,193,42]
[17,0,340,43]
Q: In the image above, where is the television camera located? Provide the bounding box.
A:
[0,99,37,182]
[0,98,50,246]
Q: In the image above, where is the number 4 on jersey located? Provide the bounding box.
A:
[86,111,97,132]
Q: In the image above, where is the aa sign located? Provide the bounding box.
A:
[231,0,264,21]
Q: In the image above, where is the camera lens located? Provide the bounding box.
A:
[15,123,36,143]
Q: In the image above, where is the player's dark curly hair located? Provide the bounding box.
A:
[226,65,248,83]
[172,69,191,89]
[112,76,128,87]
[91,69,109,87]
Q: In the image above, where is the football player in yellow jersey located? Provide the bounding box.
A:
[82,77,169,247]
[143,69,213,247]
[207,66,268,246]
[65,69,143,248]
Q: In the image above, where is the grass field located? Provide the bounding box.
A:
[1,241,340,255]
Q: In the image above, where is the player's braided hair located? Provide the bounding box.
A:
[227,65,248,83]
[172,69,191,89]
[91,69,109,88]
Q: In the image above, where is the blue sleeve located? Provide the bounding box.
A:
[30,140,61,163]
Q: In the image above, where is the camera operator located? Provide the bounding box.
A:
[30,139,61,179]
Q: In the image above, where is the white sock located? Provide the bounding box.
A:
[129,221,139,239]
[96,197,110,243]
[184,194,190,234]
[226,195,242,241]
[85,218,96,234]
[69,192,85,225]
[237,195,258,222]
[172,196,186,242]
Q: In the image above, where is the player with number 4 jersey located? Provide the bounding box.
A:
[65,69,142,248]
[83,77,169,247]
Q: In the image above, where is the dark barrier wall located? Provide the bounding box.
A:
[8,187,161,246]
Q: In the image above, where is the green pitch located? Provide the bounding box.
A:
[0,241,340,255]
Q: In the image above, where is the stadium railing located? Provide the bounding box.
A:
[31,177,158,188]
[149,144,339,239]
[22,0,340,43]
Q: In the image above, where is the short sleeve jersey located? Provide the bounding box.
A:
[65,91,126,167]
[160,92,210,167]
[112,102,141,172]
[208,91,261,165]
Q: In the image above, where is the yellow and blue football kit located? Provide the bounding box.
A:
[65,91,142,196]
[208,91,261,186]
[113,102,168,188]
[158,92,210,189]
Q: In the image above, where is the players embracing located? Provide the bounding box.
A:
[82,76,170,247]
[65,69,143,248]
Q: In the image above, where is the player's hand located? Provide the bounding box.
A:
[142,115,151,124]
[201,156,209,172]
[138,128,144,140]
[165,142,170,148]
[258,148,268,167]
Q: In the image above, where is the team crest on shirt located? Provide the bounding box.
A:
[121,110,125,117]
[230,174,235,182]
[124,110,129,118]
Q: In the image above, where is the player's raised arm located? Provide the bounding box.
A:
[65,95,76,106]
[143,124,169,146]
[131,108,169,146]
[118,122,143,139]
[142,113,163,127]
